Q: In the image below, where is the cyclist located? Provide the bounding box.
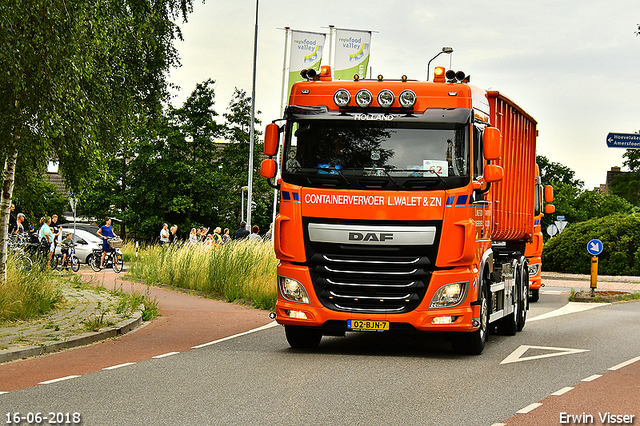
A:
[60,232,74,269]
[96,217,117,269]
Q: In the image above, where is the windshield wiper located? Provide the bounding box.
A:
[317,166,350,186]
[388,169,450,189]
[365,168,400,188]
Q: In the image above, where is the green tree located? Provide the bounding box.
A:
[609,148,640,206]
[537,155,584,188]
[0,0,195,281]
[217,88,274,233]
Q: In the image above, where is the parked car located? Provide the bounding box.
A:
[54,228,103,264]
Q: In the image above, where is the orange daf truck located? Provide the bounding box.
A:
[261,66,541,354]
[525,166,555,303]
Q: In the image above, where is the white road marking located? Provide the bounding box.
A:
[152,352,180,359]
[551,386,574,396]
[528,302,609,322]
[39,375,80,385]
[517,403,542,414]
[103,362,136,370]
[609,355,640,371]
[192,321,279,349]
[501,345,589,364]
[582,374,602,382]
[0,391,8,395]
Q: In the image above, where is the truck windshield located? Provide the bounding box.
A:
[282,117,470,190]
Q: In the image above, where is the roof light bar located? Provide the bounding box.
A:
[399,89,417,108]
[355,89,373,107]
[377,89,395,108]
[333,89,351,107]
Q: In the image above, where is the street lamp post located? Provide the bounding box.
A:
[427,47,453,81]
[241,186,248,223]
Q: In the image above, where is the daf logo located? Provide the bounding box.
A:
[348,232,394,242]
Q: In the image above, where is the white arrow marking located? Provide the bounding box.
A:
[528,302,609,322]
[590,242,601,252]
[501,345,589,364]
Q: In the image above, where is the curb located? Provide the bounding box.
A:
[0,309,143,364]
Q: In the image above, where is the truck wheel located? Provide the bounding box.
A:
[285,326,322,349]
[452,285,488,355]
[529,288,539,303]
[516,266,529,332]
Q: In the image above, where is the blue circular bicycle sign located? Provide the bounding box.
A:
[587,239,603,256]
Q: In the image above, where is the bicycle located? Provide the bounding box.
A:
[89,238,124,273]
[8,233,33,271]
[54,242,80,272]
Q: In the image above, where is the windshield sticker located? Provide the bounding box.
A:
[423,160,449,177]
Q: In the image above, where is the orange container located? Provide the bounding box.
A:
[487,91,537,242]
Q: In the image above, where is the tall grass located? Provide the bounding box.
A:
[126,240,278,310]
[0,253,63,322]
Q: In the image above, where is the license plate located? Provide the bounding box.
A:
[347,320,389,331]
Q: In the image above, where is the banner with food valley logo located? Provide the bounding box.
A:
[288,30,326,96]
[333,29,372,80]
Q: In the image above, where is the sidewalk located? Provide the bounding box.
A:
[0,272,143,363]
[541,272,640,292]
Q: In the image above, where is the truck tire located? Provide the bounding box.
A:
[516,264,529,332]
[529,288,540,303]
[452,284,488,355]
[285,326,322,349]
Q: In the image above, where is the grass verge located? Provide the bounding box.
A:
[125,240,278,310]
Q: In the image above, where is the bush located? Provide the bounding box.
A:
[542,213,640,275]
[0,254,63,322]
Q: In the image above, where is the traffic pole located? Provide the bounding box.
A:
[590,256,598,297]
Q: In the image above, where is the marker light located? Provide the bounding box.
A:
[433,66,446,83]
[353,74,360,81]
[355,89,373,107]
[398,89,417,108]
[377,75,384,82]
[377,89,395,108]
[334,89,351,107]
[430,282,467,308]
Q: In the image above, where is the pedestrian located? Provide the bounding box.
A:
[8,203,16,234]
[235,221,250,240]
[51,214,62,247]
[39,216,54,267]
[204,234,214,247]
[222,228,231,244]
[248,225,261,242]
[169,225,179,245]
[160,223,170,247]
[213,227,223,245]
[263,223,273,242]
[189,228,198,245]
[12,212,25,235]
[97,217,116,269]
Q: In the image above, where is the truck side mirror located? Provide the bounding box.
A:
[545,204,555,215]
[484,164,503,182]
[544,185,554,203]
[483,127,502,161]
[264,123,280,157]
[260,159,277,179]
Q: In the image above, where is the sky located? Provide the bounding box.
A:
[168,0,640,190]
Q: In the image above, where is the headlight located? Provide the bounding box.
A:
[398,89,417,108]
[528,263,541,277]
[377,89,395,108]
[430,282,467,308]
[334,89,351,107]
[279,276,310,304]
[355,89,373,107]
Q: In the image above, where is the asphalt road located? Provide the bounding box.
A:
[2,291,638,426]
